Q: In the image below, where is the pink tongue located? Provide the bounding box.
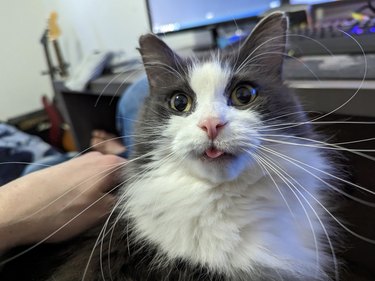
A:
[205,148,224,159]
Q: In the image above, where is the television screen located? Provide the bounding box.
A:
[147,0,281,34]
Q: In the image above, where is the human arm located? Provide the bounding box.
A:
[0,152,126,253]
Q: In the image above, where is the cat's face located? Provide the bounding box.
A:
[160,60,263,183]
[136,13,307,184]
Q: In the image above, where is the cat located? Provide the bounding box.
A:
[1,12,340,281]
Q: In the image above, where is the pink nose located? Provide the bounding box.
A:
[198,117,227,140]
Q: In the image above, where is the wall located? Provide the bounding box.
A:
[0,0,204,120]
[0,1,53,120]
[41,0,151,68]
[0,0,153,121]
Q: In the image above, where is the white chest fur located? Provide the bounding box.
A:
[121,146,331,278]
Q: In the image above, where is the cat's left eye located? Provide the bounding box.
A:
[230,84,257,107]
[169,93,192,112]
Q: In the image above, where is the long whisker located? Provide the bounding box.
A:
[142,61,185,81]
[104,149,178,280]
[258,110,322,124]
[109,68,144,106]
[252,149,338,280]
[257,120,375,130]
[243,51,321,81]
[256,144,375,244]
[255,120,375,135]
[79,147,174,281]
[0,162,128,266]
[93,65,143,107]
[256,143,375,205]
[4,159,128,227]
[235,31,336,75]
[258,135,375,155]
[308,29,367,122]
[0,148,161,268]
[81,145,176,281]
[0,161,50,167]
[252,153,323,279]
[247,149,296,218]
[110,146,178,234]
[74,134,163,158]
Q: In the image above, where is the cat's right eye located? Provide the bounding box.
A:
[229,84,257,107]
[169,93,192,112]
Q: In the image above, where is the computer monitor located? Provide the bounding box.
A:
[146,0,282,34]
[288,0,336,4]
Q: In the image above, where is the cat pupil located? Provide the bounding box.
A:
[171,93,189,112]
[231,85,257,106]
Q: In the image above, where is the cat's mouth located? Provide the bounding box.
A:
[205,147,224,159]
[201,146,234,162]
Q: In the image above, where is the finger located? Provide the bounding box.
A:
[92,130,105,138]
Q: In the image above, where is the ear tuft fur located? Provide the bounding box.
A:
[235,12,289,79]
[138,34,183,88]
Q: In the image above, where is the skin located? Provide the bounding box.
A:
[90,130,127,155]
[0,152,126,253]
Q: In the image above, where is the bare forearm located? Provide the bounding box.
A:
[0,153,122,253]
[0,181,31,252]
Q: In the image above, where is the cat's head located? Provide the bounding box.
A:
[135,12,307,184]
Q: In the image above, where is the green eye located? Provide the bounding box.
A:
[170,93,192,112]
[230,84,257,107]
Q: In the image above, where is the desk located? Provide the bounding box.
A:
[54,72,143,150]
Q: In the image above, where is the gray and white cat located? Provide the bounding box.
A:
[4,12,340,281]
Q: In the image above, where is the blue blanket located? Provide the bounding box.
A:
[0,123,61,185]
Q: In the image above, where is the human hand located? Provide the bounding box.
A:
[0,152,126,252]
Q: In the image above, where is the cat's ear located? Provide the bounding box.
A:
[138,34,183,89]
[237,12,288,77]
